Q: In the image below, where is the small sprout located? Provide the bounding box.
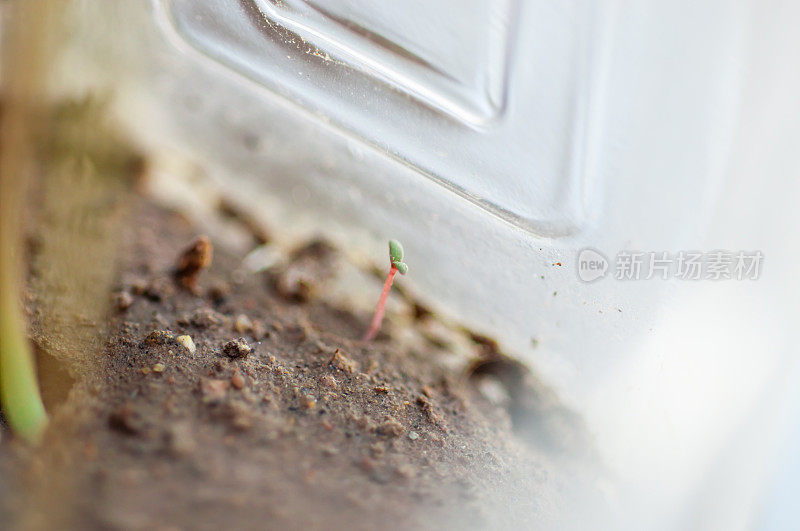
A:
[363,240,408,341]
[388,239,408,274]
[388,240,402,264]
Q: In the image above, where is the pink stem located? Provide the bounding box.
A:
[363,265,397,341]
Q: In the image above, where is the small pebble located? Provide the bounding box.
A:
[200,378,229,404]
[320,374,337,389]
[174,235,213,291]
[179,307,224,329]
[301,394,317,409]
[408,431,420,441]
[176,335,196,354]
[129,278,148,295]
[167,421,196,456]
[115,291,134,311]
[223,337,251,359]
[370,442,385,458]
[321,445,339,457]
[234,314,253,334]
[152,363,165,373]
[144,277,175,301]
[144,329,173,346]
[108,404,142,435]
[376,417,404,437]
[329,349,357,374]
[249,320,267,340]
[395,464,416,479]
[208,281,231,303]
[231,370,246,390]
[225,402,254,431]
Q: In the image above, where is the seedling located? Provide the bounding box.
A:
[363,240,408,341]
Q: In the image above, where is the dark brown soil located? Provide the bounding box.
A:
[1,198,557,530]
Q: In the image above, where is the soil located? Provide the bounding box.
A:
[0,197,559,530]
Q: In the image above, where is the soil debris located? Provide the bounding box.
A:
[233,313,267,339]
[144,329,174,346]
[175,334,196,354]
[320,374,337,389]
[218,197,272,245]
[144,276,176,301]
[115,290,134,311]
[329,348,357,374]
[230,370,246,390]
[108,404,143,435]
[174,235,213,292]
[233,314,253,334]
[200,378,230,404]
[272,239,338,302]
[300,394,317,409]
[376,417,404,437]
[208,281,231,303]
[166,421,196,456]
[222,337,252,359]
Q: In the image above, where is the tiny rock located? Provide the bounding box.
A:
[370,442,385,458]
[358,456,376,473]
[320,374,337,389]
[174,235,213,292]
[376,417,405,437]
[108,404,143,435]
[329,349,357,374]
[152,363,165,373]
[225,402,254,431]
[167,421,196,456]
[231,370,246,390]
[129,277,148,295]
[145,277,175,301]
[321,445,338,457]
[176,334,196,354]
[223,337,251,359]
[300,394,317,409]
[395,464,416,479]
[181,307,224,329]
[208,281,231,303]
[232,314,267,340]
[115,291,134,311]
[354,415,373,431]
[144,329,173,346]
[249,320,267,340]
[233,314,253,334]
[200,378,229,404]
